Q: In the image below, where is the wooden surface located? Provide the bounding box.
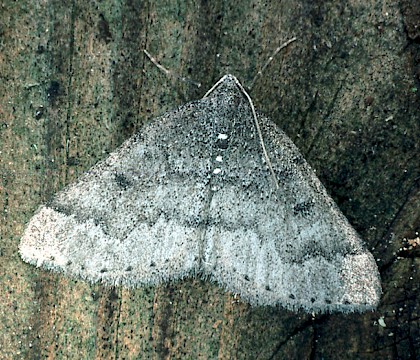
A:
[0,0,418,359]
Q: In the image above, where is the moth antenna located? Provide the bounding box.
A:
[248,37,297,91]
[232,78,280,189]
[143,49,201,88]
[204,75,280,189]
[144,50,281,189]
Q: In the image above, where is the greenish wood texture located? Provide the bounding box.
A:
[0,0,418,359]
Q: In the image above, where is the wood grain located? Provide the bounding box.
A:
[1,0,418,358]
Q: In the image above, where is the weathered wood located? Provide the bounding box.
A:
[1,0,418,358]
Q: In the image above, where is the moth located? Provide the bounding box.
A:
[20,49,381,313]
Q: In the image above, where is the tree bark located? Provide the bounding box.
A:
[0,0,418,359]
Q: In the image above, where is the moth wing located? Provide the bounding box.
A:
[201,76,381,313]
[19,103,213,286]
